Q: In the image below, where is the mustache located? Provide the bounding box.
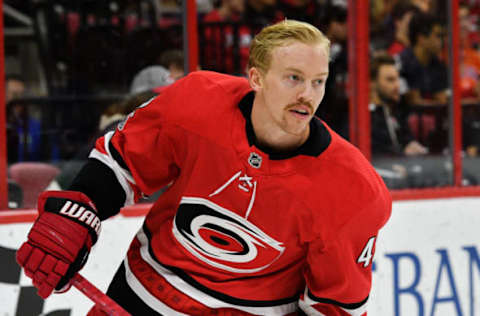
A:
[286,101,314,113]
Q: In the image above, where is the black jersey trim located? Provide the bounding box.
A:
[238,92,331,160]
[307,289,369,309]
[69,158,125,221]
[108,140,130,171]
[106,263,163,315]
[142,223,300,307]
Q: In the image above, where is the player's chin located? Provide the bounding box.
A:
[285,123,310,136]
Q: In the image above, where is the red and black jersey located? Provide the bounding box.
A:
[84,71,391,315]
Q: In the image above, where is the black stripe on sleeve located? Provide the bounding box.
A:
[69,158,126,221]
[307,289,369,309]
[109,140,130,171]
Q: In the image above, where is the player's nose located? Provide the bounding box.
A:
[297,82,314,104]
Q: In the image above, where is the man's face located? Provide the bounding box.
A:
[330,20,347,43]
[427,25,443,55]
[6,79,25,104]
[459,6,473,42]
[288,0,311,7]
[169,65,184,81]
[256,0,276,7]
[376,64,400,105]
[250,41,329,137]
[228,0,245,14]
[459,6,470,30]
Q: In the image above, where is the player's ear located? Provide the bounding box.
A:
[248,67,263,92]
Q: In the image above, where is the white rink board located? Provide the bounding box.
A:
[0,197,479,315]
[0,215,144,316]
[370,197,480,316]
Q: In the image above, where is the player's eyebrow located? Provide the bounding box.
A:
[284,67,328,76]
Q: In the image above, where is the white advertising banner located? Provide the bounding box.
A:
[370,198,480,316]
[0,197,479,315]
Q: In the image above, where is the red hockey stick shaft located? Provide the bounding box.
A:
[71,273,131,316]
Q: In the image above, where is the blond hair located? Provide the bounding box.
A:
[248,20,330,74]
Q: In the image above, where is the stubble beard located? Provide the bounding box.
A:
[378,89,399,107]
[284,101,314,134]
[280,112,311,140]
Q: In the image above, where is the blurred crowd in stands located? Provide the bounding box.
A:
[4,0,480,206]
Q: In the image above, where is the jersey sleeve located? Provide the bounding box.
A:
[299,194,391,316]
[89,92,182,206]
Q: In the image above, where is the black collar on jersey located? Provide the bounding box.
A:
[238,91,331,160]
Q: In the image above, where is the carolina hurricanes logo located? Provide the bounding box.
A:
[173,197,285,273]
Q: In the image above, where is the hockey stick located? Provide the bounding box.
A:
[71,273,131,316]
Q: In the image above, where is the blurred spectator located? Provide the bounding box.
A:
[370,0,397,50]
[129,65,173,94]
[459,3,480,100]
[48,90,159,190]
[278,0,320,26]
[315,5,348,138]
[244,0,284,25]
[5,74,25,104]
[459,1,480,49]
[197,0,214,13]
[5,75,42,163]
[387,3,418,57]
[90,90,160,158]
[459,4,480,157]
[202,0,250,74]
[370,0,398,30]
[458,2,480,155]
[411,0,432,13]
[398,13,448,152]
[464,112,480,157]
[323,4,347,46]
[159,49,185,81]
[399,13,448,106]
[370,54,428,156]
[206,0,245,21]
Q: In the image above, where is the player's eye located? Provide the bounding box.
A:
[288,74,300,81]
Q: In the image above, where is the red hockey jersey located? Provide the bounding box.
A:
[90,71,391,315]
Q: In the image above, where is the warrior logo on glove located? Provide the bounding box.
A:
[58,201,101,235]
[16,191,101,298]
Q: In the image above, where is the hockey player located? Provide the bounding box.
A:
[16,20,391,315]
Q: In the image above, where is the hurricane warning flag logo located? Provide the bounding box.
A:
[173,197,284,273]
